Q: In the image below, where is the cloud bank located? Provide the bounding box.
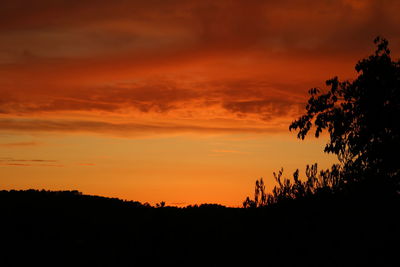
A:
[1,0,399,136]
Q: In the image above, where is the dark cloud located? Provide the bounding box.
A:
[0,157,57,162]
[0,163,32,166]
[0,83,196,114]
[0,163,63,167]
[0,78,304,121]
[1,0,399,60]
[0,157,62,167]
[223,98,302,121]
[0,118,283,136]
[0,0,399,136]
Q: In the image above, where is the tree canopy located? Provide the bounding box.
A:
[289,37,400,179]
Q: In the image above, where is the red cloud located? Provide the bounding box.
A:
[0,118,284,136]
[0,0,399,136]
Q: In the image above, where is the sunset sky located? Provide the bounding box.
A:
[1,0,399,206]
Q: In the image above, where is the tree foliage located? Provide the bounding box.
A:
[245,37,400,208]
[289,37,400,178]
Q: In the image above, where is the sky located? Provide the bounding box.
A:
[1,0,399,206]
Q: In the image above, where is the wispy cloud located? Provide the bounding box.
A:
[0,157,63,167]
[0,158,57,163]
[0,118,284,136]
[0,163,33,167]
[0,141,41,147]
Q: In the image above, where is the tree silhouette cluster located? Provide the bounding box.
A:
[290,37,400,178]
[245,37,400,207]
[243,164,342,207]
[1,187,398,266]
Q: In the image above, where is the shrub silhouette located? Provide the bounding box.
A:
[245,37,400,207]
[243,178,267,207]
[244,164,342,207]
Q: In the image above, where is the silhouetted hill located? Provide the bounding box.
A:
[0,188,398,267]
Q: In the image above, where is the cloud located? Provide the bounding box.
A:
[0,157,57,163]
[0,0,399,136]
[0,77,304,123]
[0,163,33,167]
[1,1,399,56]
[0,163,63,167]
[222,97,303,121]
[0,118,284,136]
[0,141,40,147]
[0,157,62,167]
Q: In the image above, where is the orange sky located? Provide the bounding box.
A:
[1,0,399,206]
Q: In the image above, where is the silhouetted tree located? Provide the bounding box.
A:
[290,37,400,179]
[245,37,400,207]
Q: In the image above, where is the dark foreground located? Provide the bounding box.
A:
[0,189,398,267]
